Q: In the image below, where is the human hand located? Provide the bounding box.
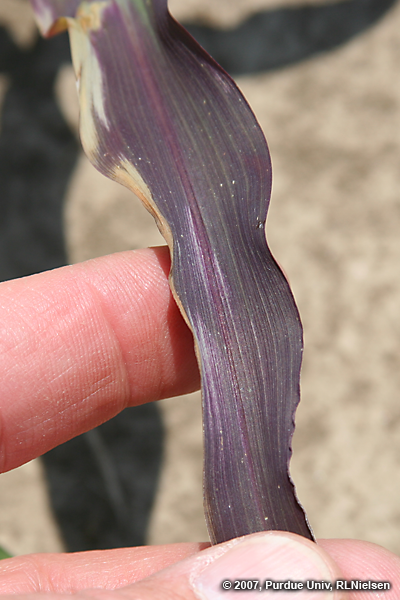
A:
[0,531,397,599]
[0,246,398,598]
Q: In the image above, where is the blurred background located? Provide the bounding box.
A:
[0,0,399,557]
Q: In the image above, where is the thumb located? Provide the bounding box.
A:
[130,531,343,599]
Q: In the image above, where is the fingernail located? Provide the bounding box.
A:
[192,532,337,599]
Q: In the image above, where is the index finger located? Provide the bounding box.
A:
[0,246,200,473]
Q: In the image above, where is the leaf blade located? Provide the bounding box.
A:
[30,0,313,544]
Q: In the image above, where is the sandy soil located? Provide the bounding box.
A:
[0,0,399,557]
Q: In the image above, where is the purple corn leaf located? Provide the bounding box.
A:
[30,0,313,544]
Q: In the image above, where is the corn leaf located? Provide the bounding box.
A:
[0,546,12,560]
[30,0,313,544]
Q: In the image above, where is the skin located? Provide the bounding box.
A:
[0,245,398,599]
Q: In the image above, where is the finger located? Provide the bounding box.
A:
[0,533,343,598]
[0,247,200,472]
[142,534,399,599]
[0,534,397,599]
[0,543,210,594]
[319,538,400,598]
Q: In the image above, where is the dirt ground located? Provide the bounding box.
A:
[0,0,399,557]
